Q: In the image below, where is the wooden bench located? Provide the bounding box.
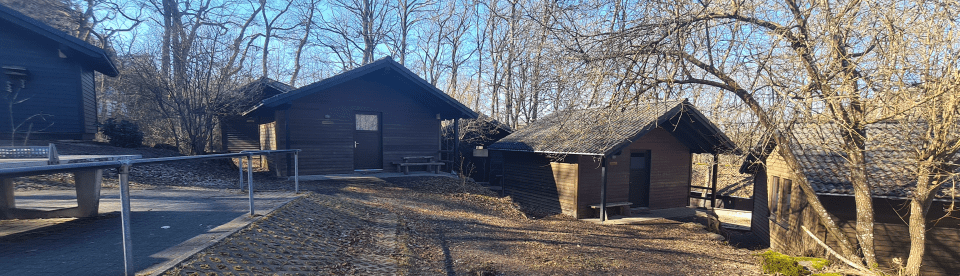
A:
[589,201,633,220]
[392,156,444,174]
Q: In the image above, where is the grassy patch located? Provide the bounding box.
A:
[758,251,831,276]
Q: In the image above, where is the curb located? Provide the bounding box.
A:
[137,193,306,276]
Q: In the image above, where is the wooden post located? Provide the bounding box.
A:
[711,153,719,209]
[284,110,292,177]
[452,118,460,173]
[247,154,254,216]
[600,156,608,223]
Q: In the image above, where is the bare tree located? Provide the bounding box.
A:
[288,0,319,86]
[318,0,393,66]
[547,0,960,273]
[390,0,432,65]
[259,0,295,78]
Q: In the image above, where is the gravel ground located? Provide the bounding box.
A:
[163,177,761,276]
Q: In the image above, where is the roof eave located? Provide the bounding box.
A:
[260,57,477,119]
[488,148,604,156]
[1,5,119,77]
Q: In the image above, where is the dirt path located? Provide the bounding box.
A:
[162,177,760,275]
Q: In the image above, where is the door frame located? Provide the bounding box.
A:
[353,111,383,170]
[629,149,652,208]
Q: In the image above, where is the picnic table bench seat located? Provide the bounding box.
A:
[588,201,633,219]
[392,156,443,174]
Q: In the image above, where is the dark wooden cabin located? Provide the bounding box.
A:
[244,57,476,175]
[489,100,737,218]
[221,77,295,153]
[740,123,960,276]
[0,4,118,140]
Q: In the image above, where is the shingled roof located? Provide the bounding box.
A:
[0,4,118,76]
[740,122,958,198]
[489,99,737,156]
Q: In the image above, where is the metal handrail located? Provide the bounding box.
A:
[0,149,302,276]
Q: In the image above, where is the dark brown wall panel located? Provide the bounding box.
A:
[0,24,88,139]
[501,152,580,216]
[274,75,441,175]
[577,128,692,213]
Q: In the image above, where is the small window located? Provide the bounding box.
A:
[780,179,792,221]
[630,152,647,169]
[356,114,378,131]
[770,176,780,217]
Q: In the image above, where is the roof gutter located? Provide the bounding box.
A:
[487,148,604,156]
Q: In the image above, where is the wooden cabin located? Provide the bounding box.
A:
[243,57,476,175]
[740,123,960,276]
[489,100,737,219]
[0,4,118,140]
[221,77,295,153]
[441,115,512,183]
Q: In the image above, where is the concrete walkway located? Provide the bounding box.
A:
[582,207,698,224]
[0,188,299,276]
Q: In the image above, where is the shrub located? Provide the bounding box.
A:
[152,143,178,151]
[100,118,143,148]
[758,251,811,276]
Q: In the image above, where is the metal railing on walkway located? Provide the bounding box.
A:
[0,149,301,276]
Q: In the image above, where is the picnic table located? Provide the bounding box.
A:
[392,156,444,174]
[0,145,139,220]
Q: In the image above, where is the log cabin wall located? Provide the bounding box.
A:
[269,74,441,175]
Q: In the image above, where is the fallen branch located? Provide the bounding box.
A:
[801,225,875,274]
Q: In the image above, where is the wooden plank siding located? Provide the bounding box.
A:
[80,68,96,137]
[501,151,579,216]
[0,19,94,139]
[576,128,692,217]
[750,167,770,246]
[268,75,441,175]
[759,150,960,276]
[222,118,261,152]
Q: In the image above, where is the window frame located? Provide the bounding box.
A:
[779,178,792,222]
[355,114,379,131]
[770,176,781,218]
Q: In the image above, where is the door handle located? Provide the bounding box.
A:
[354,141,358,148]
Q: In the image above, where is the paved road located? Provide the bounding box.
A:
[0,188,297,276]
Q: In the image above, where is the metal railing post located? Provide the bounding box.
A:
[238,157,243,190]
[294,151,299,194]
[247,154,254,216]
[118,160,134,276]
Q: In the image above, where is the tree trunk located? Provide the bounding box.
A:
[905,171,936,275]
[847,146,877,267]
